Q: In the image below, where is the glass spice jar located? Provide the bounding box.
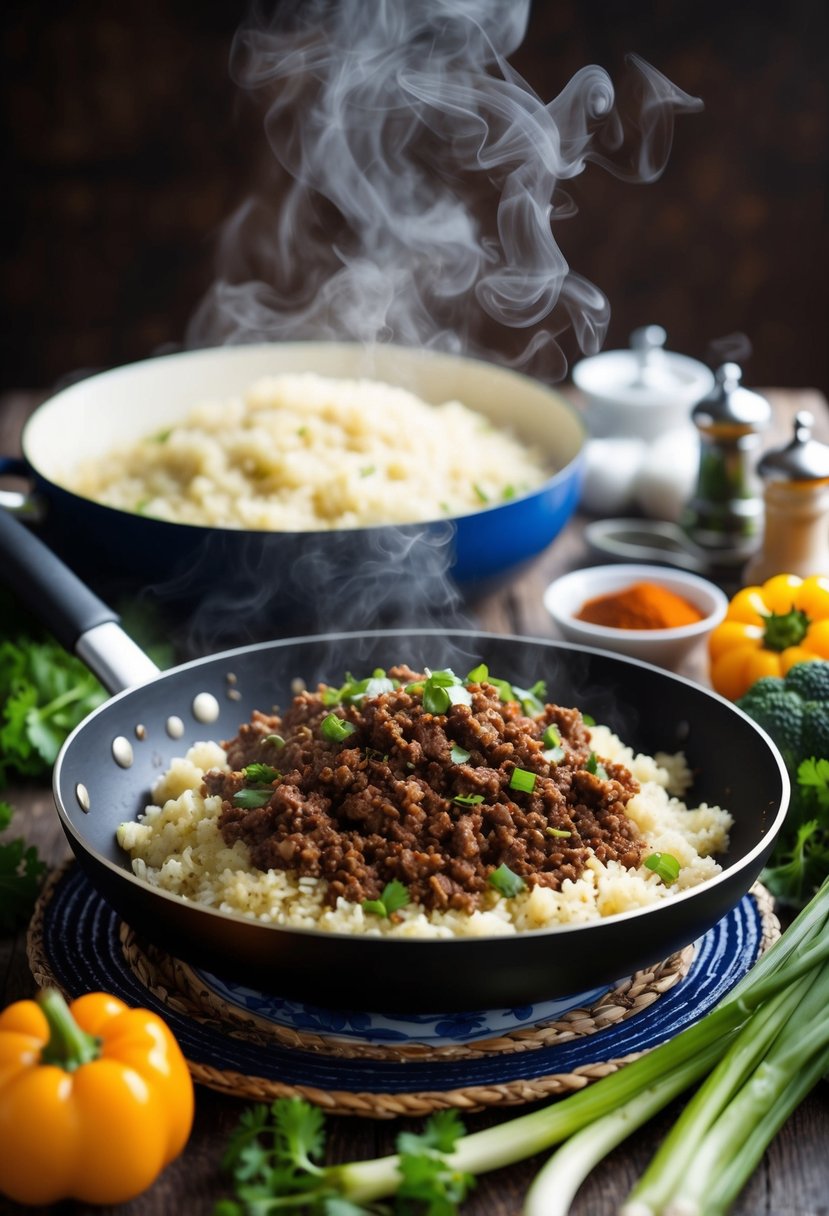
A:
[680,363,771,564]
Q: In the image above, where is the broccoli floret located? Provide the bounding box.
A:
[800,701,829,762]
[784,660,829,702]
[737,659,829,908]
[737,680,803,772]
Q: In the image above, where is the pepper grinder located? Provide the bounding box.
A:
[743,411,829,584]
[680,362,771,563]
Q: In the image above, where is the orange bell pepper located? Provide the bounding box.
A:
[708,573,829,701]
[0,988,194,1206]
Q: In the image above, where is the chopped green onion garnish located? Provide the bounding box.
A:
[543,745,565,764]
[450,744,471,765]
[543,724,561,749]
[423,684,451,714]
[488,863,527,898]
[323,669,398,707]
[242,763,281,785]
[232,788,273,809]
[473,482,489,503]
[362,880,410,918]
[466,663,489,684]
[420,669,472,714]
[585,752,608,779]
[509,767,537,794]
[583,713,596,727]
[546,827,572,838]
[644,852,681,884]
[501,484,516,501]
[263,733,285,750]
[153,428,172,443]
[453,793,484,806]
[513,680,547,716]
[360,465,376,477]
[489,677,516,703]
[321,713,356,743]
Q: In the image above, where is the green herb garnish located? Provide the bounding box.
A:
[585,752,608,779]
[473,482,489,503]
[263,733,285,750]
[232,788,273,809]
[546,827,572,839]
[583,713,596,727]
[466,663,489,683]
[361,880,410,918]
[242,763,281,785]
[644,852,681,884]
[414,669,473,715]
[509,766,537,794]
[488,863,528,898]
[453,793,484,806]
[450,744,471,765]
[543,724,561,749]
[513,680,548,716]
[322,669,398,707]
[321,713,356,743]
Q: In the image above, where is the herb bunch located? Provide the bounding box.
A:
[215,1098,473,1216]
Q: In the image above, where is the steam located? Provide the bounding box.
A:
[187,0,701,379]
[172,1,702,652]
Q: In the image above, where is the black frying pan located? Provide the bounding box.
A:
[0,510,790,1013]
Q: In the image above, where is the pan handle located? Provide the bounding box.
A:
[0,507,160,694]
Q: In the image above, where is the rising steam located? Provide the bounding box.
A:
[187,0,701,380]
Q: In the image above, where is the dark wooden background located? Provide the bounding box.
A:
[1,0,827,398]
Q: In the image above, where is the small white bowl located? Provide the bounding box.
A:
[543,563,729,669]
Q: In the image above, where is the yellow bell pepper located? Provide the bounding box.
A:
[709,573,829,701]
[0,988,194,1206]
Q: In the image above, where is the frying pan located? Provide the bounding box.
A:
[0,342,585,644]
[1,510,789,1013]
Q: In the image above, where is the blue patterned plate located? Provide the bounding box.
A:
[38,864,771,1103]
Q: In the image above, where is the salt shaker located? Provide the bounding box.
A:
[743,411,829,584]
[680,363,771,563]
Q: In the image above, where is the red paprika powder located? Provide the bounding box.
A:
[576,581,704,631]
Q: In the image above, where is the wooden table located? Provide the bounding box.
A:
[1,387,828,1216]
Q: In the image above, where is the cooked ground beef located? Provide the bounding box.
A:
[209,666,643,913]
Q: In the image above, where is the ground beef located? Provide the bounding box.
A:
[210,665,643,913]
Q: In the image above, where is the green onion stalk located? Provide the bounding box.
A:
[325,881,829,1209]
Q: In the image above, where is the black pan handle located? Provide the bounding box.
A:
[0,508,159,694]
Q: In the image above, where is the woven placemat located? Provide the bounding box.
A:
[120,922,696,1062]
[28,862,779,1118]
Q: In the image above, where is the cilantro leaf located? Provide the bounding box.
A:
[395,1110,474,1215]
[0,636,106,784]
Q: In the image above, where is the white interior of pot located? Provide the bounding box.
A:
[25,342,585,486]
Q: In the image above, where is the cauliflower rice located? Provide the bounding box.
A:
[116,724,732,939]
[70,373,549,530]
